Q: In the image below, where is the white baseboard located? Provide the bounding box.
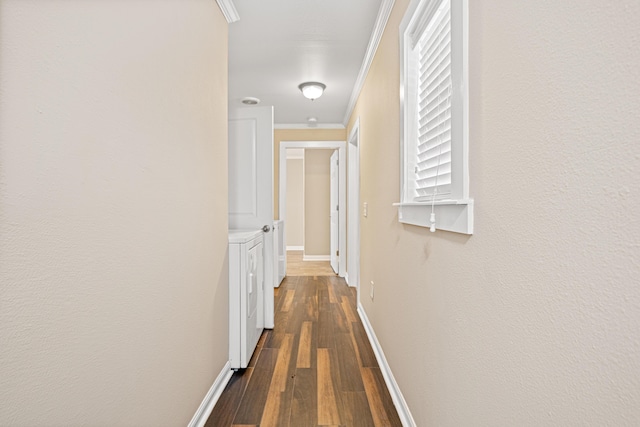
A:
[286,245,304,251]
[188,361,233,427]
[357,303,416,427]
[302,254,331,261]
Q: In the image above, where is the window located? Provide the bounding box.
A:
[396,0,473,234]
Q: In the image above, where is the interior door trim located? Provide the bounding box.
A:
[278,140,347,277]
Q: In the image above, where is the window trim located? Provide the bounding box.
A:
[396,0,473,235]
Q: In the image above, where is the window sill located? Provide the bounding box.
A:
[393,199,474,235]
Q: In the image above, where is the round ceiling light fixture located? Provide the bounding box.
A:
[241,97,260,105]
[298,82,326,101]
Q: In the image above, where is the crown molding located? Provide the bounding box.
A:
[274,123,346,130]
[342,0,396,126]
[216,0,240,23]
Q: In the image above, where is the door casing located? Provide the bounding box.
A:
[347,119,361,295]
[278,140,347,277]
[330,150,339,273]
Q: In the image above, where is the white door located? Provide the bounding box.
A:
[330,150,339,274]
[229,105,275,329]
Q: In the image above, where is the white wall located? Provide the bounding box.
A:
[0,1,229,425]
[348,0,640,425]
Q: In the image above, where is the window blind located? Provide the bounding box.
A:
[415,0,452,200]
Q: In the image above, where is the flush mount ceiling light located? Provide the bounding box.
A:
[241,97,260,105]
[298,82,326,101]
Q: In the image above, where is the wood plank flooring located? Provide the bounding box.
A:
[205,274,402,427]
[285,250,337,276]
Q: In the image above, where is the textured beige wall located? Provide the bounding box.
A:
[0,1,229,426]
[348,0,640,425]
[304,150,334,256]
[273,128,346,219]
[286,158,304,247]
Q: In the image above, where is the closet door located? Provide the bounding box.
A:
[229,105,275,329]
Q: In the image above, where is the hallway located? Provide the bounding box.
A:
[205,274,402,426]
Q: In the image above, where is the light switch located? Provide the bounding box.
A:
[363,202,368,217]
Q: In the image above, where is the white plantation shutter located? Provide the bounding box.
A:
[415,0,451,200]
[398,0,472,233]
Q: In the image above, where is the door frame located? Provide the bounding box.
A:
[329,150,339,274]
[347,118,361,293]
[279,140,347,277]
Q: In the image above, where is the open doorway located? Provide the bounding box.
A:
[279,141,346,277]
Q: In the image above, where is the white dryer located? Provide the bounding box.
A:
[228,230,264,369]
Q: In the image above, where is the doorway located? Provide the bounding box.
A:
[279,141,346,277]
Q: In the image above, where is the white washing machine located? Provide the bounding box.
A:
[228,230,264,369]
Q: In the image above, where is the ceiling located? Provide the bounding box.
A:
[228,0,386,128]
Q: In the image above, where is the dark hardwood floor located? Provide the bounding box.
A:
[205,274,403,427]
